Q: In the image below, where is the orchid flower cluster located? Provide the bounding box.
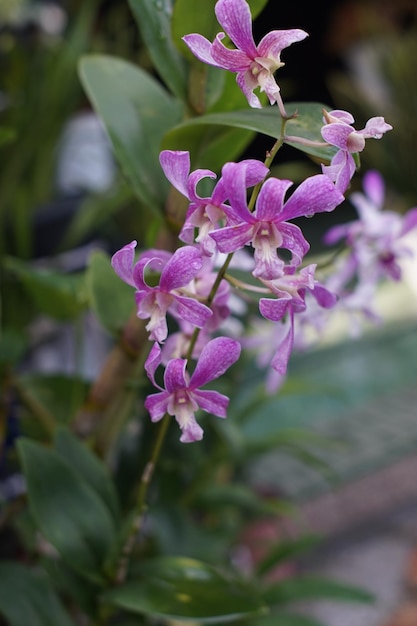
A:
[111,0,414,444]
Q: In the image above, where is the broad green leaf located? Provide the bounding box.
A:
[18,374,88,426]
[164,104,336,162]
[103,556,266,622]
[3,256,86,321]
[17,439,116,583]
[79,55,183,212]
[262,576,374,606]
[86,249,134,334]
[246,614,325,626]
[162,123,255,171]
[128,0,187,100]
[0,562,74,626]
[54,426,120,522]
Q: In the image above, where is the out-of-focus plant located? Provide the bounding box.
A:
[0,1,416,626]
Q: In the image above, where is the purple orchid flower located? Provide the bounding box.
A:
[321,110,392,193]
[111,241,212,343]
[182,0,307,112]
[258,265,337,375]
[159,150,268,255]
[144,337,241,442]
[209,162,344,280]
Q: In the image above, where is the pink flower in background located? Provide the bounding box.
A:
[159,150,268,255]
[144,338,241,442]
[210,162,344,279]
[321,110,392,193]
[111,242,212,342]
[183,0,307,111]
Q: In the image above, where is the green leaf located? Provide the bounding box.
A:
[262,576,374,606]
[128,0,187,100]
[0,330,26,366]
[245,614,325,626]
[0,125,16,147]
[3,256,86,321]
[256,536,320,578]
[103,556,266,622]
[54,426,120,522]
[86,249,134,334]
[0,562,74,626]
[17,439,116,583]
[79,55,183,212]
[164,104,336,162]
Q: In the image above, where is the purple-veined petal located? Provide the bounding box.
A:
[240,159,269,187]
[255,177,292,221]
[211,34,252,71]
[183,34,217,65]
[257,71,280,104]
[311,283,338,309]
[221,162,253,220]
[144,343,163,389]
[324,109,355,125]
[173,294,213,329]
[190,336,241,388]
[159,150,190,197]
[164,358,189,393]
[257,28,308,58]
[279,222,310,265]
[160,246,203,291]
[359,116,393,139]
[259,294,291,322]
[283,174,344,220]
[321,123,353,149]
[144,390,169,422]
[132,251,171,290]
[210,222,254,253]
[187,169,217,203]
[215,0,258,57]
[192,389,229,417]
[111,240,137,287]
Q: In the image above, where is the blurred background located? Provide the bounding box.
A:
[1,1,417,625]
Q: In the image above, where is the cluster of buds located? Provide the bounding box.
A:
[111,0,415,442]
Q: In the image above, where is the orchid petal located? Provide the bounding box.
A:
[164,358,188,393]
[159,150,190,197]
[179,418,204,443]
[144,343,163,389]
[236,70,262,108]
[363,170,385,208]
[187,169,217,203]
[257,28,308,58]
[111,240,137,287]
[259,295,291,322]
[211,33,252,71]
[182,34,217,65]
[210,222,254,253]
[255,177,292,221]
[144,391,169,422]
[279,222,310,264]
[283,174,344,220]
[160,246,203,291]
[190,336,241,388]
[192,389,229,417]
[321,123,353,150]
[215,0,258,57]
[173,294,212,329]
[270,315,294,375]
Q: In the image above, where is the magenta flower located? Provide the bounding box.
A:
[321,110,392,193]
[159,150,268,255]
[183,0,307,111]
[258,265,337,375]
[210,162,344,279]
[144,337,241,442]
[111,241,212,343]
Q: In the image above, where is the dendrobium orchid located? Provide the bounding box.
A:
[210,162,344,279]
[144,337,241,442]
[182,0,308,113]
[321,110,393,193]
[159,150,268,255]
[111,241,212,343]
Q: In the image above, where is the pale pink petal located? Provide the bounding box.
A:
[359,117,393,139]
[215,0,257,57]
[236,70,262,108]
[401,207,417,236]
[321,123,353,150]
[211,34,252,71]
[183,34,217,65]
[362,170,385,208]
[180,418,204,443]
[257,29,308,58]
[111,240,137,287]
[159,150,190,197]
[190,336,241,388]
